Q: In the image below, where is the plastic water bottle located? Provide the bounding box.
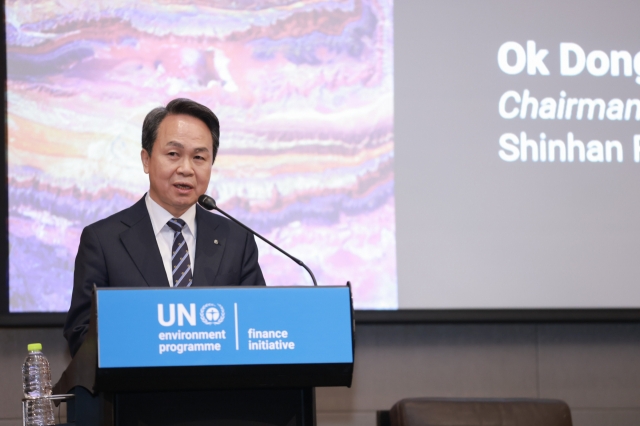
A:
[22,343,55,426]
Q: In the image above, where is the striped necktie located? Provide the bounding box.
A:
[167,218,193,287]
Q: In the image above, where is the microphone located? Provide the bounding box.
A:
[197,194,318,286]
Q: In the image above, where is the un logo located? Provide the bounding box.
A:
[200,303,225,325]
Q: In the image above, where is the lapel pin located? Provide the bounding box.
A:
[214,239,219,245]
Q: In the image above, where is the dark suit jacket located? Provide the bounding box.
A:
[63,196,266,356]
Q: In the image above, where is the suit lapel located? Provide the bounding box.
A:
[193,206,225,286]
[119,197,170,287]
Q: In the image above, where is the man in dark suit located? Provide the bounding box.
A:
[64,98,265,356]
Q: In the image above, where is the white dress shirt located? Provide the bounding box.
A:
[145,193,197,287]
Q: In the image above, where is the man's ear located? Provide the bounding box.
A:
[141,149,150,174]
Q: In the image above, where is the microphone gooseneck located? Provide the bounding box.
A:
[197,194,318,286]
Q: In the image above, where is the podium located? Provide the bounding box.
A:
[53,286,355,426]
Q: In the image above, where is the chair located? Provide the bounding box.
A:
[380,397,572,426]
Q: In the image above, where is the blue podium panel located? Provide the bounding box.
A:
[96,286,353,368]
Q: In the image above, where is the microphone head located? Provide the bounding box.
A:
[198,194,217,210]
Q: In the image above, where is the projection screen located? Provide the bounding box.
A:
[3,0,640,318]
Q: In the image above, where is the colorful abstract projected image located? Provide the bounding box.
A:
[6,0,396,312]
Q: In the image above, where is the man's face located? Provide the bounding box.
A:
[141,114,213,217]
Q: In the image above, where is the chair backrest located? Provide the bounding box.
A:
[389,398,572,426]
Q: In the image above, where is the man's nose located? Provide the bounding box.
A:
[176,157,195,175]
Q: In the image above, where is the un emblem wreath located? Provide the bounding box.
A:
[200,303,225,325]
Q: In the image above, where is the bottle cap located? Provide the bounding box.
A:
[27,343,42,352]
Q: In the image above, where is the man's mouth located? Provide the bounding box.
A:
[174,183,194,191]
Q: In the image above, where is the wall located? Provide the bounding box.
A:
[1,323,639,426]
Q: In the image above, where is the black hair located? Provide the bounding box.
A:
[141,98,220,163]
